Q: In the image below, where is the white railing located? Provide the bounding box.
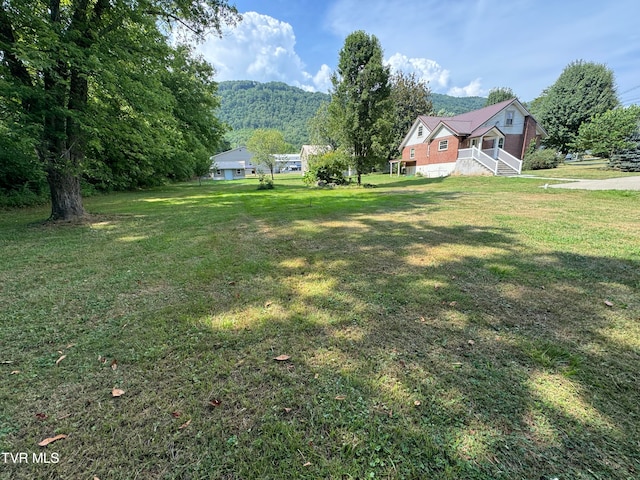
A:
[496,149,522,174]
[458,147,497,173]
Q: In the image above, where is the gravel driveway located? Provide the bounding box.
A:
[545,176,640,191]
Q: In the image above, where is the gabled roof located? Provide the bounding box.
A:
[400,98,545,150]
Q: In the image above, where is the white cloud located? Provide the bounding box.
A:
[447,78,485,97]
[196,11,331,92]
[385,53,450,90]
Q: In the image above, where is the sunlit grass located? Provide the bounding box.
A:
[0,173,638,479]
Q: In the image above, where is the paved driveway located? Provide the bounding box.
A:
[546,176,640,191]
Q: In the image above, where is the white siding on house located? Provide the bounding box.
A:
[433,126,455,139]
[484,107,526,134]
[404,121,430,146]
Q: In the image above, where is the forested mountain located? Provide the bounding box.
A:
[217,81,329,149]
[216,80,487,149]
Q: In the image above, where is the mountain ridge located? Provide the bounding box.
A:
[216,80,487,149]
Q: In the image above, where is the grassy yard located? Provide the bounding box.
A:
[523,158,640,179]
[1,172,639,479]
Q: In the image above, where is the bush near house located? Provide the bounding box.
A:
[302,151,350,185]
[523,148,562,170]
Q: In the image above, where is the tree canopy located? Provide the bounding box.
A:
[530,60,619,153]
[573,105,640,158]
[485,87,517,106]
[0,0,239,219]
[328,30,391,185]
[246,129,291,180]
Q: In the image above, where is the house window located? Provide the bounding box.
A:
[418,125,423,137]
[215,169,222,175]
[498,138,504,149]
[410,148,415,159]
[235,169,243,175]
[506,110,514,126]
[471,139,478,148]
[438,139,448,151]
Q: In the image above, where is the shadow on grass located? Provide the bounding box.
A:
[1,179,638,479]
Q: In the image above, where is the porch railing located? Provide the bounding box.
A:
[496,149,522,174]
[458,147,497,173]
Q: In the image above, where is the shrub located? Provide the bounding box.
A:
[523,148,562,170]
[257,174,274,190]
[303,151,349,186]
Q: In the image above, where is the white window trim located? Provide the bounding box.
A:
[506,110,514,126]
[417,125,423,137]
[410,148,415,159]
[438,139,449,151]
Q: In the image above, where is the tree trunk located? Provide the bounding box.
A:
[47,167,86,221]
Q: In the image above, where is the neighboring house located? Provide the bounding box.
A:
[393,98,546,177]
[300,145,331,173]
[210,147,302,179]
[274,154,302,173]
[210,147,255,180]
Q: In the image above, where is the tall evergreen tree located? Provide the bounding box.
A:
[329,31,391,185]
[0,0,239,220]
[531,60,619,153]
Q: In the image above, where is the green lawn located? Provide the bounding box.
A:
[1,174,639,479]
[523,158,640,179]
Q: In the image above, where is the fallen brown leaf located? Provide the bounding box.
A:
[171,411,181,418]
[335,395,346,401]
[283,407,292,413]
[111,388,125,397]
[604,300,614,307]
[110,359,118,371]
[10,370,20,375]
[55,355,66,366]
[467,339,475,346]
[38,434,67,447]
[303,462,311,467]
[179,419,191,429]
[274,354,290,361]
[414,400,421,406]
[208,399,222,407]
[35,413,48,420]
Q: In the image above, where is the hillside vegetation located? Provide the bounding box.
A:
[217,81,487,149]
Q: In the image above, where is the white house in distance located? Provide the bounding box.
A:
[210,146,254,180]
[210,147,302,180]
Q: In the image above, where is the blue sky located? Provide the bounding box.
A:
[196,0,640,104]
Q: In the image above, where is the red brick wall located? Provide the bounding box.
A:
[403,135,459,165]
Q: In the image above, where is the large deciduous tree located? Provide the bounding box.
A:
[247,129,290,180]
[379,71,432,163]
[328,30,390,185]
[485,87,516,106]
[0,0,238,220]
[530,60,618,153]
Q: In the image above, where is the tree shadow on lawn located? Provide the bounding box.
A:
[2,186,639,479]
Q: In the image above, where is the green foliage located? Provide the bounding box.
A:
[329,31,391,185]
[379,71,433,161]
[217,81,330,149]
[257,173,274,190]
[573,106,640,158]
[302,151,349,185]
[609,131,640,172]
[432,93,486,115]
[0,0,239,219]
[523,148,562,170]
[485,87,516,106]
[247,129,291,180]
[531,60,619,153]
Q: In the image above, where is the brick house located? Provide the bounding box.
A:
[392,98,546,177]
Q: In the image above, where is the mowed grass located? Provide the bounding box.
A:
[1,172,639,479]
